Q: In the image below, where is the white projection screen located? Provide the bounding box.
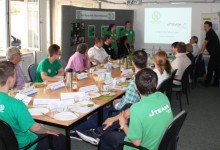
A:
[144,8,192,44]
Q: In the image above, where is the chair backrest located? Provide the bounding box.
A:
[157,69,177,101]
[28,64,38,82]
[0,119,19,150]
[158,110,187,150]
[58,59,67,69]
[181,65,192,90]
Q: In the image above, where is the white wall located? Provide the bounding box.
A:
[101,2,220,52]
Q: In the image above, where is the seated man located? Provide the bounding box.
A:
[65,43,90,72]
[75,51,148,141]
[77,68,173,150]
[6,47,26,89]
[171,42,191,85]
[190,36,200,57]
[102,34,117,59]
[0,61,66,150]
[36,44,64,82]
[113,50,148,110]
[88,37,109,65]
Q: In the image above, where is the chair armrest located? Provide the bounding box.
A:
[19,134,51,150]
[119,141,148,150]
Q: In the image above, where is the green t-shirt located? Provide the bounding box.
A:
[36,58,62,82]
[0,92,37,149]
[121,29,135,46]
[124,92,173,150]
[104,30,118,50]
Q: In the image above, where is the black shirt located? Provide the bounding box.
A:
[205,28,220,55]
[103,44,117,59]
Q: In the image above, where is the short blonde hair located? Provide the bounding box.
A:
[186,43,193,53]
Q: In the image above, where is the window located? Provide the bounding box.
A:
[0,0,9,56]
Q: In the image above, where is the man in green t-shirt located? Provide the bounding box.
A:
[36,44,64,82]
[0,61,66,150]
[121,21,135,48]
[98,68,173,150]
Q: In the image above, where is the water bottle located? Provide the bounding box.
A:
[124,57,128,69]
[66,69,73,88]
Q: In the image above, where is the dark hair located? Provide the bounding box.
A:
[104,34,111,42]
[95,37,103,44]
[76,43,88,54]
[0,61,15,86]
[177,42,186,53]
[48,44,60,57]
[132,50,148,69]
[204,21,212,28]
[119,36,128,45]
[171,42,179,48]
[192,36,198,44]
[135,68,158,96]
[125,21,130,25]
[107,24,115,31]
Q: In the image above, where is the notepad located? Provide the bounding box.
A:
[19,86,37,96]
[46,81,65,91]
[79,85,99,93]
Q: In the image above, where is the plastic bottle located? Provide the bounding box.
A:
[72,72,78,91]
[66,69,73,88]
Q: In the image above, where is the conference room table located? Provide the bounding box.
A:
[30,68,127,150]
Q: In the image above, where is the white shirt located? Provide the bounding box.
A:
[153,68,170,88]
[88,45,108,64]
[171,53,191,85]
[192,43,200,57]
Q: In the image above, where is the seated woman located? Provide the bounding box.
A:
[36,44,64,82]
[88,37,109,65]
[65,43,90,72]
[117,36,131,58]
[153,51,171,88]
[186,43,194,62]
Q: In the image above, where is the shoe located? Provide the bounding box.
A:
[76,129,100,145]
[70,130,82,141]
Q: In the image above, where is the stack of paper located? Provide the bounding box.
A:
[15,93,32,105]
[33,98,60,107]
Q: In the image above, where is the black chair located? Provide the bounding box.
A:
[157,69,177,102]
[119,110,187,150]
[0,119,52,150]
[172,65,192,110]
[28,64,38,82]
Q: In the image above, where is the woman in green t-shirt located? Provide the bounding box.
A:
[105,24,118,52]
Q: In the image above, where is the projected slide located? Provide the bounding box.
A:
[144,8,192,44]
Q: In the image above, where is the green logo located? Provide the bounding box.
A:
[151,11,161,24]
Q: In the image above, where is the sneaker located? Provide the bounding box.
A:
[70,130,82,141]
[76,129,100,145]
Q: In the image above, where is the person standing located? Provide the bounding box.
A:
[121,21,135,49]
[105,24,118,53]
[198,21,220,87]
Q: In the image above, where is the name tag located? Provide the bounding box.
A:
[15,93,32,105]
[20,86,37,96]
[77,73,88,80]
[47,81,65,91]
[121,69,133,76]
